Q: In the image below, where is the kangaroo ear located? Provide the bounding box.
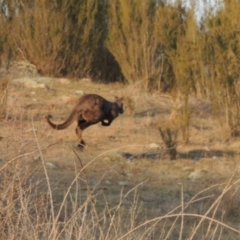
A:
[115,96,124,102]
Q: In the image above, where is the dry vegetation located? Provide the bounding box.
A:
[1,0,240,239]
[0,79,240,239]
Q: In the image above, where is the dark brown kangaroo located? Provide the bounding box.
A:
[46,94,124,148]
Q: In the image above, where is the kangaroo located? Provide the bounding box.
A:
[45,94,124,148]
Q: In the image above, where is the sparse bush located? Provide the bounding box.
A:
[7,0,100,77]
[159,126,178,160]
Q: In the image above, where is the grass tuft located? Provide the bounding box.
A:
[0,75,9,119]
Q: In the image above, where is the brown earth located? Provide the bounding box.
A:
[1,77,240,239]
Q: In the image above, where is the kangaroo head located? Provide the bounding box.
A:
[114,96,124,114]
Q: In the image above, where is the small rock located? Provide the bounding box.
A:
[75,90,85,95]
[33,155,42,161]
[13,78,47,89]
[46,162,58,169]
[61,96,71,103]
[80,78,91,82]
[8,61,39,78]
[118,181,128,187]
[103,157,111,161]
[25,128,36,133]
[184,193,191,200]
[59,78,70,84]
[104,180,112,185]
[182,166,194,172]
[148,143,160,149]
[188,170,204,181]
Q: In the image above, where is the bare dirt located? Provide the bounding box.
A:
[1,77,240,238]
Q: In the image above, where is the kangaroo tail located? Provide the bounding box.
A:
[45,110,78,130]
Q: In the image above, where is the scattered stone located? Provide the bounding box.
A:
[88,178,97,185]
[25,128,36,133]
[80,78,91,82]
[118,181,128,187]
[46,162,58,169]
[104,180,112,185]
[103,157,111,162]
[61,95,70,103]
[126,173,133,177]
[8,61,39,78]
[75,90,85,95]
[188,170,207,181]
[12,78,47,89]
[33,155,42,161]
[184,193,191,200]
[148,143,160,149]
[188,171,200,181]
[59,78,70,84]
[182,166,194,172]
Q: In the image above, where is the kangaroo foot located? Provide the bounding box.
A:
[77,140,85,150]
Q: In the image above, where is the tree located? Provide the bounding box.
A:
[7,0,100,77]
[107,0,164,90]
[203,0,240,136]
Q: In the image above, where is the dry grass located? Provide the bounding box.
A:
[0,151,240,239]
[1,78,240,239]
[0,75,10,118]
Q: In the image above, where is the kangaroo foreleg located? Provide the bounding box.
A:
[101,119,112,126]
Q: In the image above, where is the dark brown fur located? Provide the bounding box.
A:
[46,94,124,148]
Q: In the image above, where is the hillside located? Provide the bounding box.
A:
[0,77,240,239]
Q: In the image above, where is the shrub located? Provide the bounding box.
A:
[8,0,99,77]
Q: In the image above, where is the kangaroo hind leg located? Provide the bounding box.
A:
[76,120,98,149]
[75,125,85,150]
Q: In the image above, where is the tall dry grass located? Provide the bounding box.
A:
[1,141,240,239]
[0,75,9,119]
